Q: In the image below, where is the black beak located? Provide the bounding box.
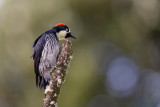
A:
[66,33,77,39]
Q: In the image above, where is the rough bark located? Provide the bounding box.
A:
[43,39,73,107]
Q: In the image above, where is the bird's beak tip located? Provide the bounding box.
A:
[67,33,77,39]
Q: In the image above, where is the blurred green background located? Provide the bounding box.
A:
[1,0,160,107]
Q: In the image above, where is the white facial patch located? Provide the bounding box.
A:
[57,30,67,40]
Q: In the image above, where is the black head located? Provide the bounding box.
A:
[53,23,76,40]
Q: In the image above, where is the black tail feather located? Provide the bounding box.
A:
[36,74,39,87]
[39,76,49,89]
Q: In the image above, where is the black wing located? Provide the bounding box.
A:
[32,34,43,48]
[32,34,46,87]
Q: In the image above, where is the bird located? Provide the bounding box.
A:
[31,23,76,89]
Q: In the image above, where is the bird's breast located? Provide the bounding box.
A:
[40,38,59,71]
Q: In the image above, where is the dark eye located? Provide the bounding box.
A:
[66,28,69,32]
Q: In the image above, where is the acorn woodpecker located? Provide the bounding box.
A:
[32,23,76,89]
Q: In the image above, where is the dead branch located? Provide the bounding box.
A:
[43,39,73,107]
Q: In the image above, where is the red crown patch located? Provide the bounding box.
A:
[55,23,66,27]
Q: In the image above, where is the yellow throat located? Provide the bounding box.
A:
[57,30,67,40]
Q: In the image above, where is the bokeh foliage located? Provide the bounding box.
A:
[1,0,160,107]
